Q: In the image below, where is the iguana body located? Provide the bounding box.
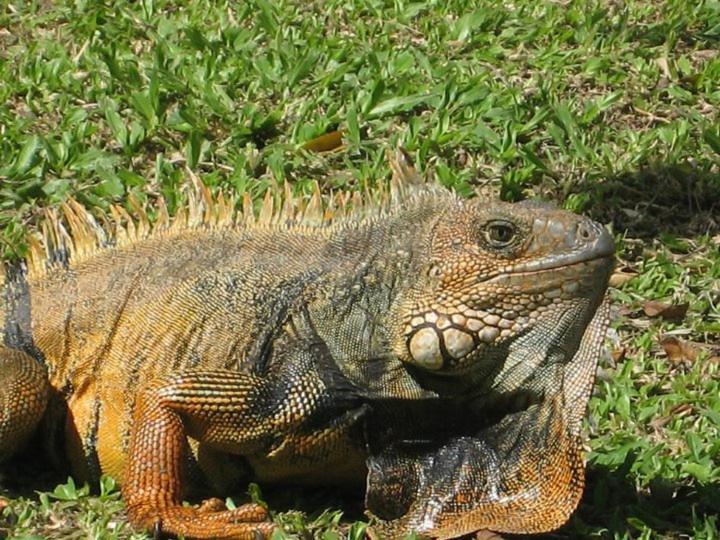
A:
[0,153,614,539]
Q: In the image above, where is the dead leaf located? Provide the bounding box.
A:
[610,267,638,287]
[660,335,699,366]
[692,49,718,62]
[611,347,627,363]
[650,402,694,430]
[656,56,673,78]
[669,403,695,416]
[301,130,344,153]
[643,300,689,322]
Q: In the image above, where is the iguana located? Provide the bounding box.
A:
[0,151,614,539]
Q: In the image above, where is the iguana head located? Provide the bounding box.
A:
[397,196,614,376]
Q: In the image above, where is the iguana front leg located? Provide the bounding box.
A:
[123,370,277,540]
[366,395,583,539]
[0,347,49,461]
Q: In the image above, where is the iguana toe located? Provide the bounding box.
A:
[131,502,275,540]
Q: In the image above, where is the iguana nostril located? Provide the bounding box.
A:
[594,226,615,257]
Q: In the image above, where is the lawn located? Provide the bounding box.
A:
[1,0,719,538]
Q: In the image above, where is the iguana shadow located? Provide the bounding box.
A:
[573,162,720,238]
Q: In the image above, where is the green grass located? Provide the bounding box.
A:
[1,0,719,538]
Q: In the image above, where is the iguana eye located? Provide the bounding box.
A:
[485,220,516,247]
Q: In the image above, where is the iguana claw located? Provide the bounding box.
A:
[131,501,275,540]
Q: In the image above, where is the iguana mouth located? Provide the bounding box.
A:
[512,251,613,275]
[496,224,615,278]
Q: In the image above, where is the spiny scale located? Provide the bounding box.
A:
[12,149,427,283]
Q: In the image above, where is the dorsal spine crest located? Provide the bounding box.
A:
[14,148,431,281]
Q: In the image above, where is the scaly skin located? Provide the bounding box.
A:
[0,151,613,539]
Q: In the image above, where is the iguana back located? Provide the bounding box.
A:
[1,178,444,476]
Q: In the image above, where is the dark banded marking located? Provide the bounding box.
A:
[83,396,103,481]
[2,262,46,364]
[87,268,146,383]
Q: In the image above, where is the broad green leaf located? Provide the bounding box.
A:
[13,135,41,175]
[369,93,436,117]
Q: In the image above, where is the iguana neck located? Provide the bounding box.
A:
[304,200,449,401]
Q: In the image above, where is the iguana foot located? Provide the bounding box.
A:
[124,373,284,539]
[131,500,275,540]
